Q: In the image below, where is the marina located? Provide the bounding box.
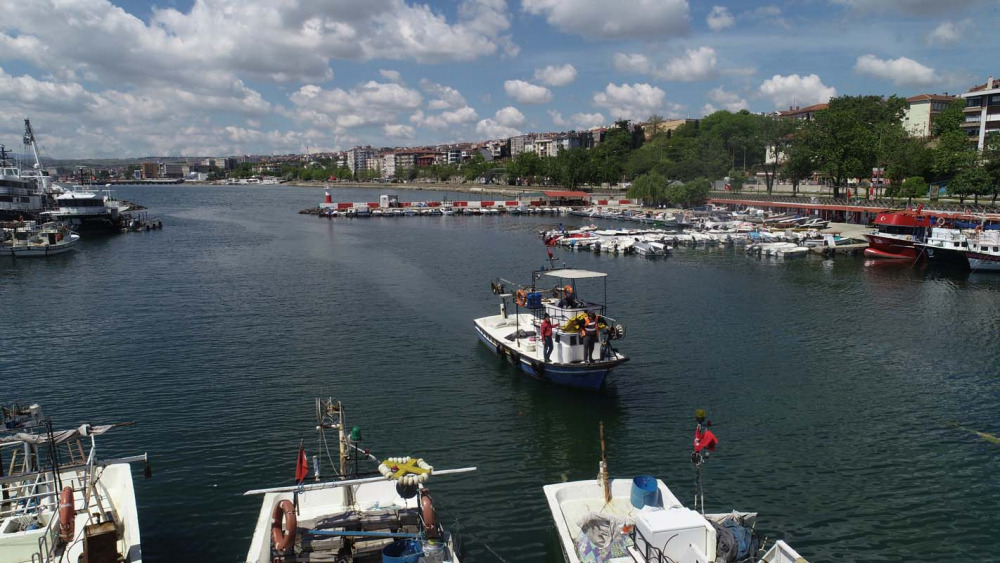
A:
[5,184,1000,563]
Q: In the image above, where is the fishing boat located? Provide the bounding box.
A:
[965,229,1000,272]
[244,398,475,563]
[474,267,629,391]
[863,210,931,259]
[914,227,970,269]
[543,417,806,563]
[0,403,151,563]
[2,221,80,257]
[40,189,125,234]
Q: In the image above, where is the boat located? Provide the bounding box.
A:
[244,398,474,563]
[863,210,931,259]
[632,240,665,257]
[441,207,454,216]
[0,403,151,563]
[543,417,806,563]
[2,221,80,257]
[965,229,1000,272]
[40,188,125,234]
[474,267,629,391]
[915,227,970,269]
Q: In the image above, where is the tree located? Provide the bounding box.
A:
[950,166,990,204]
[667,178,712,207]
[627,172,668,204]
[727,170,746,193]
[892,176,927,203]
[757,115,795,195]
[645,114,665,139]
[981,132,1000,204]
[781,140,815,196]
[506,152,543,184]
[805,95,907,198]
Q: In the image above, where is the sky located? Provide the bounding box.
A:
[1,0,998,159]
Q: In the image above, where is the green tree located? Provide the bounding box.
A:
[981,132,1000,204]
[757,115,795,195]
[891,176,927,203]
[627,171,668,204]
[950,166,991,204]
[781,141,815,196]
[727,170,746,193]
[667,178,712,207]
[645,114,665,139]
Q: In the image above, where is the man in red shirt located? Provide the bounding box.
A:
[540,313,554,362]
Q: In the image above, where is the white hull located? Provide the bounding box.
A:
[4,234,80,257]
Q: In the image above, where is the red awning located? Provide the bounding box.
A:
[543,191,588,198]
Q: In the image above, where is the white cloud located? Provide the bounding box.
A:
[495,106,527,127]
[830,0,983,16]
[613,48,717,82]
[659,47,718,81]
[384,123,416,138]
[701,104,719,116]
[476,119,521,139]
[503,79,553,104]
[759,74,837,109]
[380,69,403,83]
[592,82,666,121]
[549,110,605,129]
[419,79,467,110]
[741,5,789,28]
[288,81,423,130]
[707,86,748,112]
[410,106,479,129]
[706,6,735,31]
[925,21,963,46]
[854,54,937,87]
[533,64,577,87]
[522,0,691,39]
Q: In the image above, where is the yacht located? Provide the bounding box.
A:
[41,189,125,234]
[0,404,150,563]
[915,226,971,269]
[965,230,1000,272]
[244,398,474,563]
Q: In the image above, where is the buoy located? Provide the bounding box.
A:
[271,500,296,552]
[59,486,74,542]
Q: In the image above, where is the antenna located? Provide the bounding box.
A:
[23,118,41,169]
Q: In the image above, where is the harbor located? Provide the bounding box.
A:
[5,183,999,562]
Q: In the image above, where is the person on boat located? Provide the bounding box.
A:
[540,313,554,363]
[580,312,598,364]
[558,285,578,308]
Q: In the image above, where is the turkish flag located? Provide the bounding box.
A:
[694,428,718,453]
[295,444,309,483]
[546,248,554,260]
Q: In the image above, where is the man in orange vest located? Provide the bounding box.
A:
[580,312,598,364]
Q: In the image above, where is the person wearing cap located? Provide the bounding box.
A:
[540,313,554,362]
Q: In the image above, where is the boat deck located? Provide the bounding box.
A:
[292,508,423,563]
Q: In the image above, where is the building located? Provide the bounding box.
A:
[162,163,189,178]
[533,138,555,158]
[140,162,160,179]
[903,94,957,137]
[346,146,376,175]
[960,75,1000,150]
[381,153,396,179]
[640,118,696,139]
[510,134,537,156]
[774,104,828,121]
[415,153,438,167]
[365,155,381,176]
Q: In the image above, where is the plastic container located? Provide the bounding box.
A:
[526,292,543,309]
[382,539,423,563]
[630,475,661,509]
[419,541,446,563]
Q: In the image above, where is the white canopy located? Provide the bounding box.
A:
[541,269,607,280]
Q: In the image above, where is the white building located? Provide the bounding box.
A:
[960,75,1000,150]
[902,94,957,138]
[381,153,396,179]
[346,146,376,175]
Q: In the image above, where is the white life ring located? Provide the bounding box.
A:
[378,456,434,486]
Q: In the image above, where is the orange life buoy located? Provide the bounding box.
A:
[271,500,296,552]
[516,289,527,307]
[420,490,440,540]
[935,217,945,228]
[59,486,74,542]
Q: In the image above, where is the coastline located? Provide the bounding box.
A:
[283,180,537,197]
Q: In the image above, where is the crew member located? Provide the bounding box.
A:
[580,311,598,364]
[558,285,579,308]
[540,313,554,363]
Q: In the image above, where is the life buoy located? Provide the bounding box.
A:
[271,500,296,552]
[935,217,945,228]
[516,289,527,307]
[59,486,74,542]
[420,490,440,540]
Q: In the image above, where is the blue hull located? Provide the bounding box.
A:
[475,324,625,391]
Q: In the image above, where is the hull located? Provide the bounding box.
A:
[863,235,919,259]
[48,213,121,234]
[918,245,970,269]
[474,321,626,391]
[967,251,1000,272]
[4,235,80,257]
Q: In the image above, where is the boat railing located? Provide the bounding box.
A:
[30,513,60,563]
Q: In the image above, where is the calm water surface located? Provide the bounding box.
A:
[2,184,998,562]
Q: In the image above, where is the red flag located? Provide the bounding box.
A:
[295,444,309,483]
[694,427,718,453]
[546,248,553,260]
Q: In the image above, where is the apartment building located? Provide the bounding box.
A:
[346,146,377,174]
[903,94,957,137]
[960,75,1000,150]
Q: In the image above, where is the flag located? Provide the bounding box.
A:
[546,248,553,260]
[694,427,718,453]
[295,443,309,483]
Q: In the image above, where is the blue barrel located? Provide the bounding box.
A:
[382,540,422,563]
[527,292,543,309]
[630,475,661,509]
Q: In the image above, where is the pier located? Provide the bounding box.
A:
[708,194,1000,223]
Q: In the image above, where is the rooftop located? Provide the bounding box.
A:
[776,103,829,116]
[906,94,958,103]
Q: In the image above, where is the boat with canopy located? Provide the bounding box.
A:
[474,266,629,391]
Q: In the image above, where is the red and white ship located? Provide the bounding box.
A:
[863,210,932,259]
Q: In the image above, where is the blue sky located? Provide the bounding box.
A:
[1,0,997,158]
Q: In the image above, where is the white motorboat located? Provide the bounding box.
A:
[965,229,1000,272]
[244,398,474,563]
[2,221,80,257]
[544,419,806,563]
[441,207,455,216]
[632,240,665,257]
[0,404,150,563]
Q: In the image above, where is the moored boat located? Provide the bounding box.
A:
[2,221,80,257]
[244,398,474,563]
[965,229,1000,272]
[0,404,151,563]
[863,211,930,259]
[915,226,971,269]
[474,267,629,391]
